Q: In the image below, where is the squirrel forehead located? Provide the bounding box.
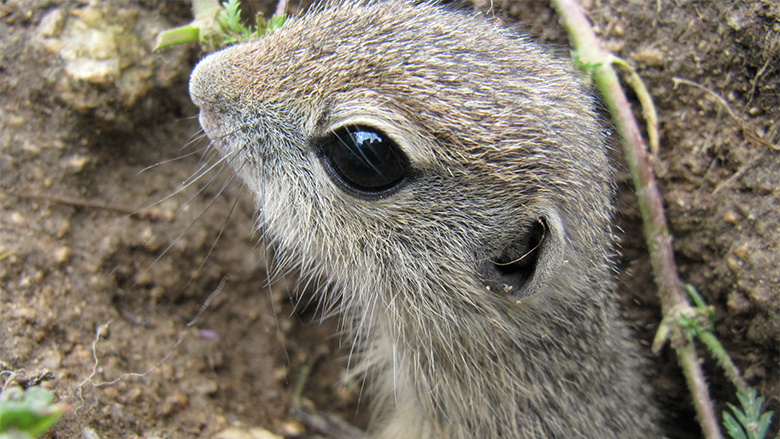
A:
[206,2,574,112]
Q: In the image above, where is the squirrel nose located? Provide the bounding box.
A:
[197,107,222,139]
[189,48,243,139]
[189,46,245,115]
[190,60,222,139]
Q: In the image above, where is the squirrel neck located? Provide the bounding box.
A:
[352,260,658,439]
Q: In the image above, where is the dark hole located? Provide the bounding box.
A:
[481,218,546,297]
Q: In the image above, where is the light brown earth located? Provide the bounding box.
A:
[0,0,777,438]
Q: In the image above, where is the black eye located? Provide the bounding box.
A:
[317,125,410,197]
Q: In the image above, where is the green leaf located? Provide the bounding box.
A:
[154,0,288,52]
[218,0,248,35]
[723,389,775,439]
[754,411,773,439]
[0,387,68,437]
[724,410,749,439]
[155,25,201,50]
[266,14,287,34]
[728,402,753,434]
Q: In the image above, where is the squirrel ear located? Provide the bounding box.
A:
[479,208,566,298]
[520,209,566,298]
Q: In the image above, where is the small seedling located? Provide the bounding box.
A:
[0,386,69,439]
[155,0,287,52]
[723,388,776,439]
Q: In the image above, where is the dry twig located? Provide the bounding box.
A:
[673,77,778,151]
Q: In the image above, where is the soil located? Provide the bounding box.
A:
[0,0,777,438]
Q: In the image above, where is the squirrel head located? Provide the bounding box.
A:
[189,1,613,314]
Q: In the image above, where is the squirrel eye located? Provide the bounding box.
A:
[317,125,410,197]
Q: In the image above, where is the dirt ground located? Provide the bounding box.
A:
[0,0,777,438]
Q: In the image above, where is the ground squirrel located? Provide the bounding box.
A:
[189,1,661,437]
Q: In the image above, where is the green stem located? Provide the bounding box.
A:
[698,330,748,392]
[611,56,660,155]
[678,342,724,439]
[548,1,722,438]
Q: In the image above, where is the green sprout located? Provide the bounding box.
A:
[653,284,777,438]
[155,0,287,52]
[723,388,776,439]
[0,387,69,439]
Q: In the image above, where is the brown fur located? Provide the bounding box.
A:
[189,1,661,437]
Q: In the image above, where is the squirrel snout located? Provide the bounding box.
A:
[189,48,242,122]
[188,55,215,110]
[190,60,220,140]
[189,50,243,141]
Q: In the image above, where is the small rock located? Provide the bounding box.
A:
[213,427,283,439]
[38,8,66,37]
[631,47,665,67]
[727,291,751,313]
[53,246,71,264]
[732,243,749,261]
[726,255,742,272]
[64,154,91,173]
[10,211,25,225]
[82,427,102,439]
[722,210,740,224]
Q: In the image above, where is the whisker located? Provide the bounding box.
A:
[138,146,208,175]
[134,144,242,221]
[177,170,245,293]
[130,152,239,286]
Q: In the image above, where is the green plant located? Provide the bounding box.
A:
[723,389,776,439]
[155,0,287,52]
[0,386,69,439]
[550,1,777,438]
